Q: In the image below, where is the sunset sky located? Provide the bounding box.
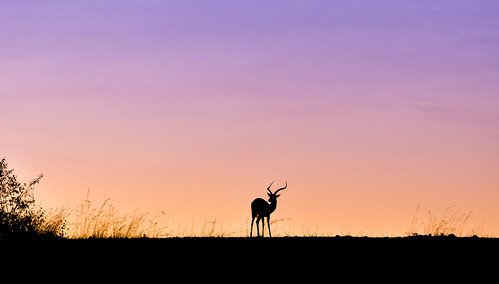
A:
[2,1,499,236]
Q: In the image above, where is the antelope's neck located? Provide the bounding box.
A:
[268,200,277,213]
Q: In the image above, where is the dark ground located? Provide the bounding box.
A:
[1,236,498,278]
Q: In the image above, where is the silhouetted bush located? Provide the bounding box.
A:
[0,157,65,238]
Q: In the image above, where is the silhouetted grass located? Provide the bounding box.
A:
[69,189,168,238]
[407,205,475,237]
[62,195,489,238]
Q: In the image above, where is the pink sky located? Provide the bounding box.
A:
[2,1,499,236]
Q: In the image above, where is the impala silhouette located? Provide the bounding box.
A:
[250,181,287,237]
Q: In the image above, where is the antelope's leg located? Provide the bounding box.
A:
[268,216,272,238]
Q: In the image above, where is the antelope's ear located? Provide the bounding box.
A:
[267,192,271,197]
[276,194,281,198]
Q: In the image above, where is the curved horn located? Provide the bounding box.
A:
[274,181,287,195]
[267,180,275,194]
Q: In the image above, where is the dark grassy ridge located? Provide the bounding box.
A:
[2,235,497,259]
[2,236,498,276]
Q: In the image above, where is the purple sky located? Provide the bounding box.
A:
[2,1,499,235]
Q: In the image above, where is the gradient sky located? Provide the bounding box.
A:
[2,0,499,236]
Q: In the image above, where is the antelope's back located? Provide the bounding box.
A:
[251,198,269,215]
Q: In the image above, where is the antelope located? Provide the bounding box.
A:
[250,181,287,237]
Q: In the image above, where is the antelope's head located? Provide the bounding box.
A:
[266,180,287,203]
